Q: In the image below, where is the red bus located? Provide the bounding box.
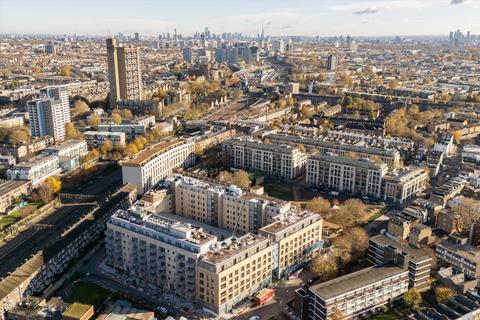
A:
[253,288,275,305]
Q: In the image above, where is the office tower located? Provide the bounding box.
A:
[134,32,140,41]
[327,54,337,71]
[27,86,71,142]
[106,38,143,108]
[227,47,238,65]
[45,43,57,54]
[182,47,192,62]
[272,39,285,53]
[198,56,209,79]
[215,48,226,63]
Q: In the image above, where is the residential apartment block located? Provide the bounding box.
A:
[223,138,306,180]
[121,140,195,194]
[197,235,272,315]
[83,131,126,149]
[0,116,24,128]
[27,86,71,142]
[0,180,31,214]
[163,175,291,234]
[436,234,480,279]
[307,263,409,320]
[265,133,400,167]
[382,168,429,205]
[41,139,88,158]
[105,208,217,301]
[369,234,432,290]
[306,154,388,199]
[6,154,61,186]
[98,124,146,140]
[106,38,143,108]
[259,211,323,278]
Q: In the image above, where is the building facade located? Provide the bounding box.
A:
[223,138,306,180]
[121,140,195,194]
[106,38,143,108]
[6,155,61,186]
[27,86,71,142]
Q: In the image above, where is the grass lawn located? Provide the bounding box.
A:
[370,310,401,320]
[367,211,383,222]
[263,183,294,201]
[68,281,112,309]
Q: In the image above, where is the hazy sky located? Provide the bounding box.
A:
[0,0,478,37]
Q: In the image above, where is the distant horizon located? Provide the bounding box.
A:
[0,0,479,37]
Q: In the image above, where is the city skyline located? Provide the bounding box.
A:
[1,0,479,37]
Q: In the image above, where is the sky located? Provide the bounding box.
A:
[0,0,479,37]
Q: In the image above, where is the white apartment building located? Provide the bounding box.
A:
[382,167,428,204]
[6,154,61,186]
[161,175,291,234]
[121,140,195,195]
[130,115,156,127]
[308,263,409,320]
[0,116,24,128]
[27,86,71,142]
[306,154,388,198]
[105,208,217,300]
[265,133,401,167]
[42,139,88,158]
[98,124,146,140]
[83,131,126,149]
[223,138,306,180]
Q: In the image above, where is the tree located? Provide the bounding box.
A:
[388,79,400,89]
[72,100,90,117]
[349,227,369,259]
[88,114,101,129]
[286,97,294,106]
[423,137,435,150]
[65,122,82,140]
[112,113,122,125]
[310,255,338,281]
[408,104,420,115]
[453,131,462,144]
[403,289,422,311]
[276,99,286,109]
[306,197,331,215]
[37,183,54,203]
[435,287,454,303]
[216,171,233,185]
[59,65,72,77]
[8,129,29,145]
[134,136,147,150]
[45,176,62,194]
[328,199,368,227]
[454,198,480,233]
[232,170,250,189]
[100,139,114,155]
[124,143,138,156]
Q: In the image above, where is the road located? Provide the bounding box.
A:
[0,164,122,280]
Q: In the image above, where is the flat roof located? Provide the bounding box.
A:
[43,139,86,151]
[370,234,432,263]
[121,140,183,167]
[0,179,30,196]
[0,252,44,300]
[62,302,93,319]
[310,263,407,301]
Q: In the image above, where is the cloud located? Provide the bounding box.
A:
[450,0,465,4]
[353,7,380,15]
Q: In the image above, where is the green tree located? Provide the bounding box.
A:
[435,287,454,303]
[403,289,422,311]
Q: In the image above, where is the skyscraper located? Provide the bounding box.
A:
[28,86,71,142]
[182,47,192,63]
[106,38,143,108]
[327,54,337,71]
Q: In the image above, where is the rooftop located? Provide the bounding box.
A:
[260,211,321,235]
[310,263,407,301]
[200,234,269,265]
[12,154,57,169]
[0,179,30,195]
[121,140,184,167]
[371,234,432,263]
[43,139,86,152]
[62,303,93,319]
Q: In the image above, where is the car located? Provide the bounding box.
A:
[249,316,260,320]
[156,307,168,314]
